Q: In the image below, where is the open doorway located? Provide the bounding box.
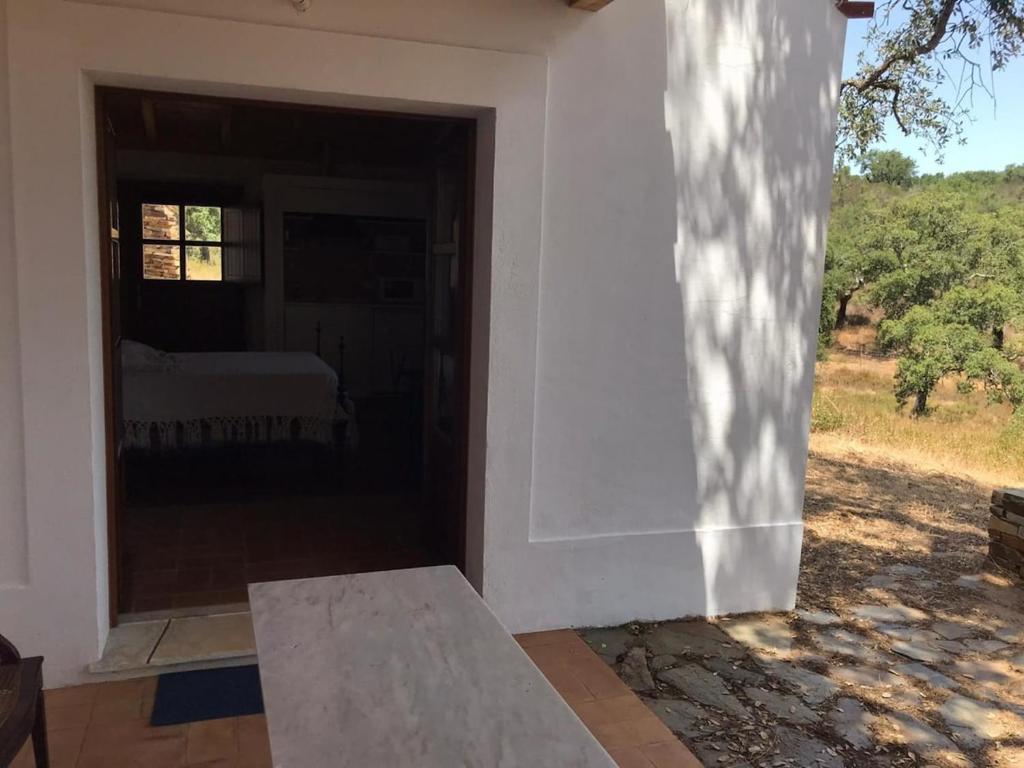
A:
[96,88,475,622]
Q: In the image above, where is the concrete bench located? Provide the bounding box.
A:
[250,566,617,767]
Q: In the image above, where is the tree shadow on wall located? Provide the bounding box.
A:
[525,0,843,626]
[665,0,845,614]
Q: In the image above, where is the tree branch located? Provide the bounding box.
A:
[889,83,908,132]
[841,0,959,94]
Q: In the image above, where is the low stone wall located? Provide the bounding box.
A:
[988,488,1024,576]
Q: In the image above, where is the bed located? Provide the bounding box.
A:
[121,341,354,452]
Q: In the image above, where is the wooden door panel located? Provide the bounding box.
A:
[423,124,473,570]
[97,90,123,624]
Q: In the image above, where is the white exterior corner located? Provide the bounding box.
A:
[0,0,846,686]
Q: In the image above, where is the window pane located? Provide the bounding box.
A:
[185,206,222,242]
[142,204,179,240]
[186,245,222,281]
[143,244,181,280]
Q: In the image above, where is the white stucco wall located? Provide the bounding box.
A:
[0,0,845,686]
[0,0,29,591]
[521,1,846,630]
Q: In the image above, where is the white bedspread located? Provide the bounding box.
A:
[122,349,347,450]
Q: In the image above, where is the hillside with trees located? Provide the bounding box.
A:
[819,153,1024,420]
[813,0,1024,484]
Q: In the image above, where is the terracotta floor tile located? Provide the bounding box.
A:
[79,719,186,761]
[44,683,102,709]
[132,596,176,613]
[520,632,591,659]
[186,718,238,764]
[590,715,676,751]
[78,718,145,752]
[139,675,159,697]
[78,722,187,768]
[236,713,269,739]
[131,551,179,572]
[236,713,272,767]
[123,493,435,612]
[516,629,582,648]
[94,676,151,703]
[554,631,595,654]
[518,630,702,767]
[47,701,94,731]
[132,569,178,592]
[33,627,703,768]
[124,731,190,767]
[91,695,147,725]
[565,653,631,700]
[523,643,577,672]
[608,746,658,768]
[47,725,88,767]
[175,568,213,592]
[173,589,250,609]
[536,661,595,704]
[75,751,115,768]
[573,694,658,728]
[642,739,704,768]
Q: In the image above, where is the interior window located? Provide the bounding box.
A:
[142,203,223,281]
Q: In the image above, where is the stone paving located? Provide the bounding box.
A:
[580,565,1024,767]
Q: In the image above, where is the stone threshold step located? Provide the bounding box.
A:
[89,606,256,676]
[88,653,258,683]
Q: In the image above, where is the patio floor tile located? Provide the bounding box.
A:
[13,628,701,767]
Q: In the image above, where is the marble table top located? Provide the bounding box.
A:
[250,566,616,768]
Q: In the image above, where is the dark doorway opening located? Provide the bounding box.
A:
[95,88,475,621]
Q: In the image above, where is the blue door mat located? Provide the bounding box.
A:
[150,664,264,726]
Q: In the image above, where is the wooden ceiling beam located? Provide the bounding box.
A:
[141,99,157,143]
[836,1,875,18]
[570,0,870,17]
[220,105,232,149]
[568,0,615,11]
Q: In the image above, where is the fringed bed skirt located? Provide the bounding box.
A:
[124,414,336,452]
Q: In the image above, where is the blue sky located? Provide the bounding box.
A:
[842,17,1024,174]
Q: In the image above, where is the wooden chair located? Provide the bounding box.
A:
[0,632,48,768]
[0,635,18,665]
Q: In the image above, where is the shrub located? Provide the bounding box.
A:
[811,392,846,433]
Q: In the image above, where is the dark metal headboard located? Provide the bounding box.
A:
[315,321,347,402]
[337,335,346,401]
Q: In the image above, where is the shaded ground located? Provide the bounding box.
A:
[581,448,1024,767]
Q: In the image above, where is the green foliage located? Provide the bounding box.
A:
[1006,165,1024,184]
[867,190,976,318]
[933,284,1021,344]
[965,347,1024,410]
[1000,409,1024,451]
[184,205,221,256]
[183,206,222,271]
[823,167,1024,420]
[810,390,846,432]
[861,149,917,188]
[837,0,1024,164]
[820,171,906,344]
[818,262,842,356]
[878,306,986,414]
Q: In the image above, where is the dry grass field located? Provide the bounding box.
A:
[811,346,1024,488]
